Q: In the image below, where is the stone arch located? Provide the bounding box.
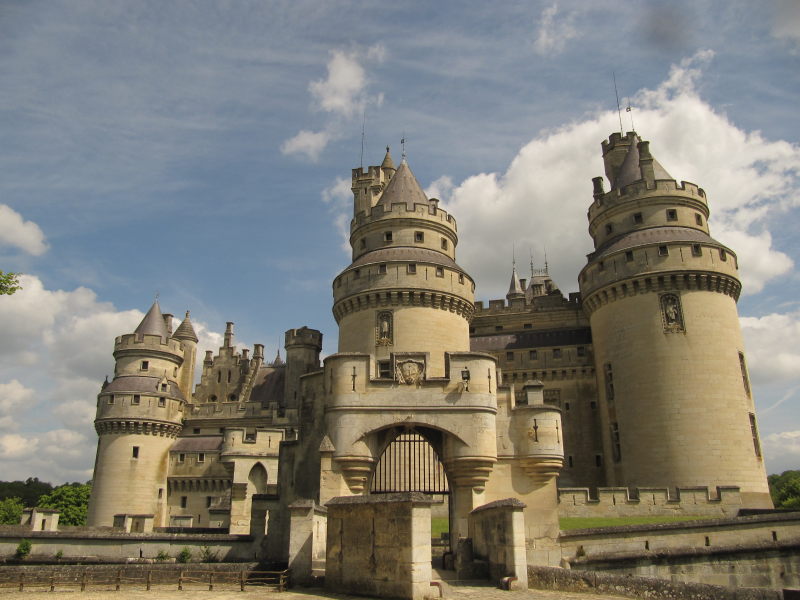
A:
[368,425,450,494]
[247,462,268,495]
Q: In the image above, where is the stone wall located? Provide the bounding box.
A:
[558,512,800,591]
[558,486,743,518]
[0,528,256,563]
[467,498,527,588]
[325,493,434,600]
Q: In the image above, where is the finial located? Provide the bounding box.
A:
[155,291,159,301]
[185,310,190,318]
[530,249,535,277]
[360,108,366,169]
[401,132,407,163]
[512,243,516,268]
[544,247,549,273]
[386,145,390,153]
[626,98,636,131]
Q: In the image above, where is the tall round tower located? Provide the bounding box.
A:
[579,132,771,508]
[87,301,186,526]
[332,149,475,376]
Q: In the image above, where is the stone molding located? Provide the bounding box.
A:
[333,288,474,322]
[94,419,182,438]
[582,271,741,316]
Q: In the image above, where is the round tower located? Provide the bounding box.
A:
[578,132,771,507]
[332,149,475,376]
[172,310,198,401]
[87,301,186,527]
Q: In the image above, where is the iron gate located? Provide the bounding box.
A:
[370,430,449,494]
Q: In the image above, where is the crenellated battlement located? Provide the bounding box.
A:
[558,486,743,518]
[114,333,184,358]
[589,178,707,220]
[285,326,323,349]
[220,427,282,457]
[351,200,457,232]
[473,292,581,316]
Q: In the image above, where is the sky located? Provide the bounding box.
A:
[0,0,798,484]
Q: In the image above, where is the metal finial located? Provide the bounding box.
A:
[154,291,159,301]
[360,109,366,169]
[401,132,407,162]
[530,249,535,277]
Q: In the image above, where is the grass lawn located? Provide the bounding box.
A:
[560,515,710,531]
[431,517,449,537]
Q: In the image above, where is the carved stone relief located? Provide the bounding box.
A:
[660,293,685,333]
[376,310,393,346]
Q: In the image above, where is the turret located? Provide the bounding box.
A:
[284,327,322,411]
[87,301,186,527]
[172,311,198,401]
[332,153,475,376]
[579,133,771,508]
[506,260,524,302]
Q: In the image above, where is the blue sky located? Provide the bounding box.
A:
[0,0,798,483]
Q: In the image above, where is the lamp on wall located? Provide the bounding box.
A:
[461,366,471,392]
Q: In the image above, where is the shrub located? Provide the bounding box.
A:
[15,539,32,560]
[55,549,63,561]
[155,550,170,562]
[177,547,192,563]
[199,545,219,563]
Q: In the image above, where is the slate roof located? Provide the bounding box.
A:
[250,366,286,407]
[173,311,199,343]
[507,265,524,297]
[171,437,223,452]
[349,247,461,270]
[591,227,727,261]
[376,161,428,209]
[102,375,185,400]
[134,301,169,339]
[471,327,593,352]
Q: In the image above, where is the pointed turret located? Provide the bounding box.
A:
[506,263,524,301]
[611,134,672,190]
[135,301,170,340]
[381,146,395,171]
[376,161,428,209]
[173,311,199,343]
[271,348,285,367]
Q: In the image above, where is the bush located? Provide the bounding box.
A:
[177,547,192,563]
[55,549,63,561]
[155,550,170,562]
[199,545,219,563]
[15,539,31,560]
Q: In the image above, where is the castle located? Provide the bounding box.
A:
[86,131,771,564]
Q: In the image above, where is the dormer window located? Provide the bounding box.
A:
[384,231,393,242]
[158,397,166,407]
[160,383,167,392]
[197,453,205,463]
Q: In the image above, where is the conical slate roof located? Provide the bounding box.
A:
[613,135,672,190]
[381,146,395,170]
[134,301,169,339]
[506,264,524,299]
[173,310,199,343]
[377,161,428,209]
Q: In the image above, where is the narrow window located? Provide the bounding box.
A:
[625,250,634,262]
[407,263,416,274]
[158,397,166,407]
[720,249,727,261]
[108,395,115,405]
[595,454,603,467]
[178,453,185,463]
[441,238,449,250]
[378,361,391,379]
[435,266,444,277]
[598,261,605,271]
[695,213,703,226]
[553,348,562,359]
[506,351,514,361]
[132,395,140,405]
[360,238,366,249]
[750,413,762,458]
[469,326,475,334]
[227,370,231,383]
[180,496,187,509]
[193,428,200,434]
[206,497,213,508]
[217,371,221,383]
[611,422,622,462]
[378,263,387,274]
[565,402,570,411]
[658,245,669,256]
[229,394,237,401]
[458,273,464,284]
[633,212,643,224]
[605,223,613,235]
[160,383,167,391]
[529,350,538,360]
[197,453,205,463]
[141,361,149,371]
[577,346,586,357]
[692,244,702,257]
[414,231,424,242]
[495,325,503,331]
[353,269,360,279]
[158,488,163,499]
[604,363,615,402]
[524,323,532,329]
[132,446,139,459]
[590,401,597,409]
[384,231,393,242]
[567,456,574,468]
[666,209,678,221]
[739,352,751,397]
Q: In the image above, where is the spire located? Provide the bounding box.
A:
[381,146,395,171]
[376,161,428,209]
[173,310,199,343]
[506,254,524,301]
[272,347,284,366]
[134,301,169,339]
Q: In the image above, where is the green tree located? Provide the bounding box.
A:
[0,478,54,507]
[0,271,21,295]
[768,470,800,508]
[0,497,24,524]
[37,483,92,526]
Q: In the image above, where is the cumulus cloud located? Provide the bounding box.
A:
[321,176,354,253]
[282,45,385,160]
[763,430,800,473]
[533,4,578,56]
[425,176,454,202]
[0,274,224,482]
[441,50,799,300]
[741,310,800,385]
[771,0,800,48]
[0,204,48,255]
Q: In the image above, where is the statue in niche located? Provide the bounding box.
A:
[661,293,685,332]
[396,359,425,385]
[376,311,393,346]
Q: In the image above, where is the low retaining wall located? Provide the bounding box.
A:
[558,486,742,518]
[528,565,784,600]
[0,528,256,563]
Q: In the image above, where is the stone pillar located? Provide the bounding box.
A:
[326,492,435,600]
[228,482,250,534]
[468,499,528,589]
[288,499,327,586]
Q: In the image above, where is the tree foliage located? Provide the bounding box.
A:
[0,497,24,524]
[37,483,92,526]
[768,470,800,509]
[0,478,54,507]
[0,271,21,295]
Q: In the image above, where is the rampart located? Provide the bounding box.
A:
[558,486,743,518]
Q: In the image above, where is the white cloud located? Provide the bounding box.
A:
[741,310,800,385]
[441,51,799,301]
[0,379,34,414]
[0,204,48,256]
[425,176,454,202]
[772,0,800,48]
[280,129,332,161]
[533,4,578,56]
[0,434,33,460]
[283,45,385,160]
[321,176,352,205]
[763,430,800,473]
